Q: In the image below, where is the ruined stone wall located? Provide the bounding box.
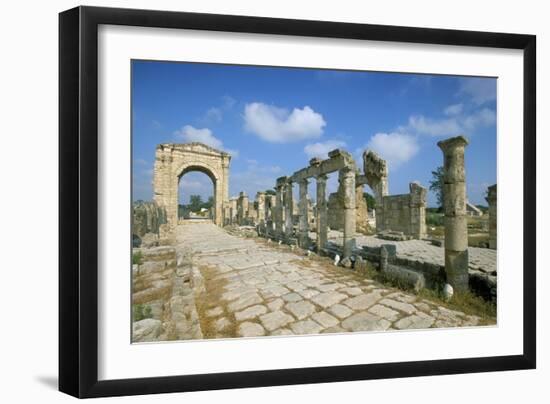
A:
[377,194,412,235]
[133,201,167,238]
[236,192,249,224]
[228,198,238,224]
[356,187,369,234]
[247,201,258,222]
[376,182,427,239]
[327,184,369,233]
[327,192,343,230]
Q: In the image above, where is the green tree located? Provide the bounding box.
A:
[265,189,276,196]
[429,166,445,209]
[363,192,375,208]
[201,196,214,210]
[189,195,203,212]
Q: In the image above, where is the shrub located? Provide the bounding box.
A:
[426,213,444,227]
[133,304,153,321]
[132,251,143,265]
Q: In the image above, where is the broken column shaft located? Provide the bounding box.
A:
[256,192,266,225]
[316,174,328,252]
[341,167,356,258]
[284,181,294,239]
[438,135,469,292]
[274,183,284,236]
[298,179,309,248]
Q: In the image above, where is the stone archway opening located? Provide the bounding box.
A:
[153,143,231,228]
[178,168,216,222]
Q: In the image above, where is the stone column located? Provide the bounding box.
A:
[341,168,356,258]
[256,192,266,225]
[409,182,427,239]
[229,198,237,225]
[265,194,275,236]
[316,174,328,252]
[242,193,249,224]
[437,136,469,292]
[298,179,309,248]
[488,184,497,249]
[284,181,294,239]
[214,179,223,226]
[237,192,249,225]
[275,183,284,237]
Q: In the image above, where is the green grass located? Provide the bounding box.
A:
[417,287,496,324]
[468,233,490,247]
[132,303,152,322]
[132,250,143,265]
[359,261,496,322]
[357,262,415,291]
[427,225,444,238]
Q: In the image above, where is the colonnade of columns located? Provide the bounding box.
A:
[268,168,356,258]
[247,137,472,294]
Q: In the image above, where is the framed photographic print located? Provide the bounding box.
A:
[59,6,536,398]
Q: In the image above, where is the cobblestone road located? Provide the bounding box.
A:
[176,223,486,338]
[321,230,496,275]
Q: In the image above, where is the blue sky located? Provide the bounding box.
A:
[132,60,497,206]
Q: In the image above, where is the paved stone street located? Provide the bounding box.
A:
[176,222,485,339]
[321,230,496,275]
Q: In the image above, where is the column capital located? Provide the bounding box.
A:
[316,174,328,183]
[437,135,469,152]
[340,166,356,176]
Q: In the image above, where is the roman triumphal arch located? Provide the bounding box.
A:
[153,143,231,227]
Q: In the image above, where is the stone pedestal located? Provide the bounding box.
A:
[316,175,328,251]
[438,136,469,292]
[341,168,356,258]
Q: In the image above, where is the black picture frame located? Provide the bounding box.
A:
[59,5,536,398]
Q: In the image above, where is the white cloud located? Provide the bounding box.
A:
[203,107,222,123]
[366,132,419,169]
[134,158,149,166]
[221,95,236,109]
[245,159,281,173]
[304,140,347,159]
[404,107,496,137]
[173,125,239,157]
[200,95,237,124]
[230,170,277,197]
[243,102,326,143]
[444,103,463,116]
[458,77,497,105]
[229,160,286,197]
[180,177,208,190]
[175,125,223,149]
[463,108,496,130]
[406,115,463,137]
